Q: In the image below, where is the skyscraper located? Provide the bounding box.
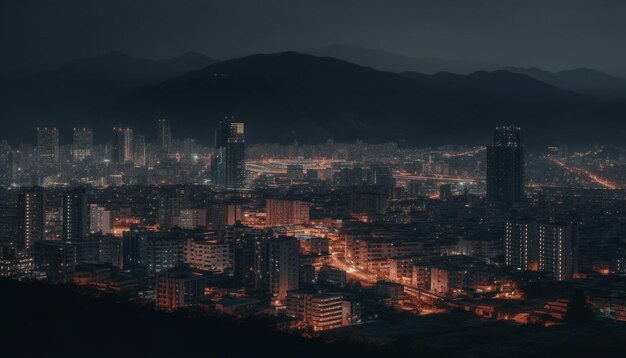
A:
[157,118,171,160]
[36,127,59,169]
[134,134,146,167]
[255,236,300,304]
[62,188,89,242]
[486,126,524,205]
[112,127,134,164]
[17,186,45,252]
[211,118,246,190]
[72,128,93,161]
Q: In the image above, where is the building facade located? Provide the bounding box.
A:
[265,199,309,226]
[72,128,93,162]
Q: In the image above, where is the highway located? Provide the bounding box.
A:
[442,146,486,158]
[394,169,483,183]
[329,253,377,284]
[549,157,621,189]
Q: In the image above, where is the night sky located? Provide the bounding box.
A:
[2,0,626,75]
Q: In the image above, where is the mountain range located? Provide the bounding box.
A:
[303,44,501,75]
[0,51,216,140]
[1,49,625,147]
[305,45,626,98]
[501,67,626,98]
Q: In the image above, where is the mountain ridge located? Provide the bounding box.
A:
[0,51,218,142]
[303,44,500,74]
[305,45,626,98]
[100,52,624,147]
[502,66,626,98]
[2,51,625,146]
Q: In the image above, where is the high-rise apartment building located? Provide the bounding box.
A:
[179,208,207,229]
[155,271,205,311]
[62,188,89,242]
[158,187,188,229]
[504,218,576,280]
[505,219,538,271]
[184,240,232,273]
[133,134,146,167]
[286,292,356,331]
[254,236,300,304]
[538,221,576,281]
[89,204,113,235]
[349,191,388,216]
[17,186,45,252]
[206,202,242,229]
[265,199,309,226]
[36,127,59,169]
[157,119,172,160]
[371,165,395,189]
[112,127,134,164]
[72,128,93,161]
[140,235,187,273]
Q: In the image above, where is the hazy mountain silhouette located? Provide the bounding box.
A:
[304,44,500,74]
[101,52,625,146]
[306,45,626,99]
[502,67,626,98]
[0,51,216,141]
[2,51,625,146]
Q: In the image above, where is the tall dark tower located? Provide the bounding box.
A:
[62,188,89,242]
[112,127,134,164]
[36,127,59,170]
[211,118,246,190]
[486,126,524,206]
[157,119,171,160]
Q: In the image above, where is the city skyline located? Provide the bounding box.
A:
[2,2,626,357]
[2,116,626,357]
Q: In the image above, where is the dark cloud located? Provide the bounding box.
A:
[2,0,626,75]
